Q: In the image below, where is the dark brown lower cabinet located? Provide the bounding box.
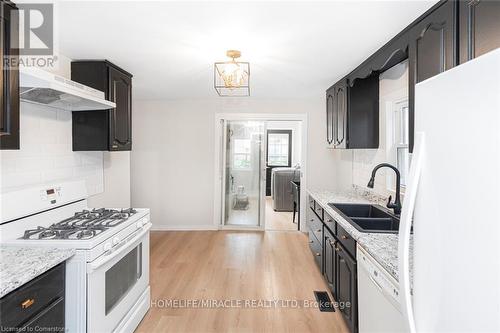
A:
[308,227,323,272]
[335,243,358,333]
[21,297,64,331]
[0,263,65,331]
[323,228,336,297]
[308,197,358,333]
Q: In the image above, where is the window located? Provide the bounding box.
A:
[390,101,410,187]
[267,130,292,167]
[233,139,252,169]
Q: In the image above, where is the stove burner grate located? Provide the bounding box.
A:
[18,208,138,240]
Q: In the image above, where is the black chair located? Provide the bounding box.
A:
[291,181,300,230]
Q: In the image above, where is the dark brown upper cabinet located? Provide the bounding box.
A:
[71,60,132,151]
[409,1,457,83]
[325,1,479,153]
[408,1,457,151]
[326,75,379,150]
[326,33,409,151]
[0,1,19,150]
[459,0,500,64]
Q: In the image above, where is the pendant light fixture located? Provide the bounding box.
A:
[214,50,250,97]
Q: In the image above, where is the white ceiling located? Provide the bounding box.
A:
[57,1,438,100]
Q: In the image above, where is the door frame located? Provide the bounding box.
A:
[213,113,308,232]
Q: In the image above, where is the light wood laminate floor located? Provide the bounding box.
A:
[136,231,349,333]
[265,197,297,231]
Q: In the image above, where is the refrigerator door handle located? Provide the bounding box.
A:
[398,132,425,333]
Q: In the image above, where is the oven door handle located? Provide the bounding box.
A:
[88,223,151,273]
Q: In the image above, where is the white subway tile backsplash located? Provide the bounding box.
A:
[0,103,104,196]
[41,143,73,155]
[0,158,17,173]
[42,167,74,182]
[37,132,58,144]
[80,153,101,166]
[73,165,100,177]
[14,157,53,172]
[1,171,41,188]
[53,155,81,168]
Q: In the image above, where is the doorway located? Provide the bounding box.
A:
[265,121,301,231]
[214,114,307,232]
[223,120,265,228]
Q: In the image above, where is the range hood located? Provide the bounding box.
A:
[20,67,116,111]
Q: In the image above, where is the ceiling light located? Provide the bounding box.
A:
[214,50,250,97]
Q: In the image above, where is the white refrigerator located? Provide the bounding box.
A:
[398,49,500,332]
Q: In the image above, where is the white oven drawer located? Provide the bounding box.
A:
[87,224,150,333]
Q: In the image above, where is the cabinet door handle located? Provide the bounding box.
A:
[309,240,314,244]
[21,299,35,309]
[316,229,322,233]
[341,235,348,240]
[315,253,321,257]
[310,219,314,222]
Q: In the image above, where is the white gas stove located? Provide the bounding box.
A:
[0,181,151,333]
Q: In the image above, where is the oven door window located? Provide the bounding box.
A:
[105,244,142,314]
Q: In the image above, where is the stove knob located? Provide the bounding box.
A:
[136,221,143,229]
[112,237,120,245]
[104,242,112,251]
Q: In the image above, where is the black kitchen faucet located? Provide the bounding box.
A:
[367,163,402,215]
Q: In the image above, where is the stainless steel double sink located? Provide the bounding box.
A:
[327,203,400,234]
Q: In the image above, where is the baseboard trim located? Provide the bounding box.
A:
[151,225,218,231]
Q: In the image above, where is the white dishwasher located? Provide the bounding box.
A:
[357,244,406,333]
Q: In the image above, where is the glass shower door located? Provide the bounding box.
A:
[223,120,265,227]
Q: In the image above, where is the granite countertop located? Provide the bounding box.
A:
[307,187,412,282]
[0,246,75,298]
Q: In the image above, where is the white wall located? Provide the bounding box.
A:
[0,103,104,196]
[267,120,302,167]
[131,98,338,230]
